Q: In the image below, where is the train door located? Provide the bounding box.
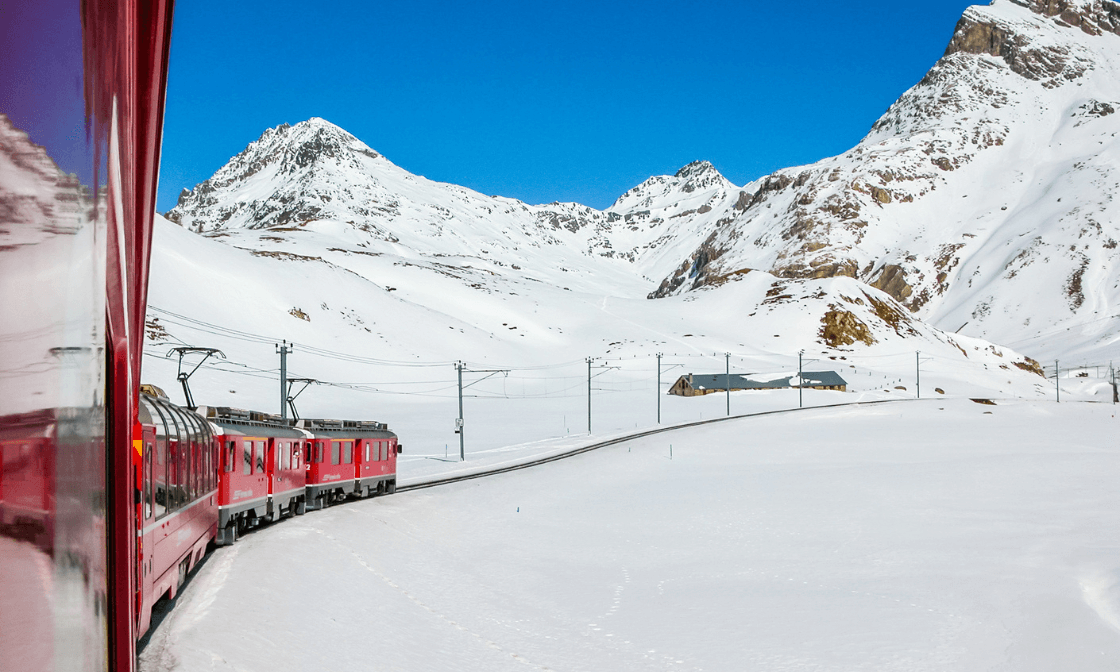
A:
[342,440,354,480]
[267,439,278,495]
[254,439,267,495]
[139,426,157,632]
[360,440,371,480]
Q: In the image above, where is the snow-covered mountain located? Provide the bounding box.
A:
[148,0,1120,450]
[167,118,730,289]
[164,2,1120,365]
[650,0,1120,361]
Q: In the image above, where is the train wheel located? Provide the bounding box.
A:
[295,498,306,515]
[386,481,396,495]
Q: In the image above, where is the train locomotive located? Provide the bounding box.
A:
[133,388,399,638]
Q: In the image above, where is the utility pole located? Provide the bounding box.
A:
[587,357,593,434]
[452,362,507,461]
[456,361,465,461]
[725,352,731,416]
[656,352,662,424]
[1055,359,1060,403]
[798,350,804,409]
[916,350,921,400]
[276,340,293,420]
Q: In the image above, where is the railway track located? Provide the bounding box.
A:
[398,398,906,493]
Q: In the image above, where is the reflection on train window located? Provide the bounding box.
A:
[226,440,235,473]
[256,441,265,474]
[243,440,251,475]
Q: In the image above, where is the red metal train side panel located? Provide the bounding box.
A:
[0,1,174,670]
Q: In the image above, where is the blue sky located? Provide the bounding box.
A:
[157,0,980,212]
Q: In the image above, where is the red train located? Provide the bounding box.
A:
[133,389,399,637]
[0,1,412,669]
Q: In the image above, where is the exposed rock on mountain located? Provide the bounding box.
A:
[648,0,1120,358]
[166,1,1120,362]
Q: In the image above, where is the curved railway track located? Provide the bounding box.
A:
[398,398,907,493]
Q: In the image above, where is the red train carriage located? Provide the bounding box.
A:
[205,407,310,545]
[136,393,219,638]
[298,418,399,510]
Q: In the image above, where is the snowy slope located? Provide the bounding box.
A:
[144,213,1067,460]
[139,398,1120,671]
[651,0,1120,362]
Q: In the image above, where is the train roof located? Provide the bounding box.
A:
[199,406,308,439]
[295,417,395,439]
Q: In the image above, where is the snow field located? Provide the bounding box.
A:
[140,398,1120,671]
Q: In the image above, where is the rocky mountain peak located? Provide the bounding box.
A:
[674,160,716,179]
[673,160,728,193]
[943,0,1118,84]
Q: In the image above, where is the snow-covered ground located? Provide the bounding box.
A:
[140,398,1120,671]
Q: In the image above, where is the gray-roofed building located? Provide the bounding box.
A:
[668,371,847,396]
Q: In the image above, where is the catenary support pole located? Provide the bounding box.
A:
[276,340,292,420]
[1056,359,1060,403]
[657,352,662,424]
[916,350,920,400]
[798,350,804,409]
[457,361,465,461]
[725,352,731,416]
[587,357,593,434]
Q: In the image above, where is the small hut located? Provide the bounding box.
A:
[668,371,847,396]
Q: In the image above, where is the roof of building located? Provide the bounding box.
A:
[679,371,847,390]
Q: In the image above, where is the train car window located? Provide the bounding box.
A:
[226,440,235,473]
[149,402,173,516]
[294,442,301,470]
[343,441,353,464]
[331,441,340,465]
[364,442,370,462]
[191,435,199,502]
[279,442,287,470]
[144,442,153,519]
[381,441,388,462]
[154,436,167,519]
[256,441,265,474]
[243,440,251,475]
